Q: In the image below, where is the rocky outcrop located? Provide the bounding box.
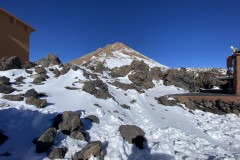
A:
[47,148,68,159]
[2,95,24,101]
[35,67,47,75]
[72,141,104,160]
[175,97,240,115]
[195,70,223,90]
[110,65,129,77]
[22,61,36,69]
[89,63,108,74]
[35,127,57,153]
[25,97,47,108]
[109,81,144,93]
[54,111,82,135]
[0,56,22,71]
[84,115,100,124]
[35,53,62,67]
[149,67,164,80]
[0,76,10,85]
[82,80,112,99]
[163,68,195,92]
[128,70,155,89]
[0,84,15,94]
[110,60,150,78]
[119,125,146,149]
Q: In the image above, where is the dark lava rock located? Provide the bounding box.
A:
[25,97,47,108]
[149,67,164,80]
[185,100,197,110]
[119,125,146,149]
[110,81,144,93]
[52,68,61,77]
[155,96,178,106]
[35,127,57,153]
[72,141,104,160]
[24,89,38,98]
[33,76,46,85]
[128,70,154,89]
[0,76,10,85]
[35,53,62,67]
[65,86,80,90]
[82,80,112,99]
[84,115,100,124]
[0,56,22,71]
[44,53,62,67]
[54,111,82,135]
[2,95,23,101]
[0,84,15,94]
[25,69,33,74]
[22,61,36,69]
[110,65,130,77]
[35,67,47,75]
[70,130,88,141]
[163,68,195,92]
[0,130,8,145]
[110,60,150,78]
[15,76,26,84]
[120,104,130,110]
[47,147,68,159]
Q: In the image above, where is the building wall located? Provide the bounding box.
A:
[233,54,240,95]
[0,11,31,64]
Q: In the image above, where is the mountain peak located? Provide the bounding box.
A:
[69,43,167,69]
[111,42,128,50]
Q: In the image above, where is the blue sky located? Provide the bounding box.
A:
[1,0,240,68]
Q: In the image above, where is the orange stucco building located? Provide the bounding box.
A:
[0,8,36,64]
[227,52,240,95]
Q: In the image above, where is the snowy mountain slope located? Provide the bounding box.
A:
[0,65,240,160]
[68,42,168,69]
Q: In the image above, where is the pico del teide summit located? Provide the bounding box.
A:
[68,42,168,69]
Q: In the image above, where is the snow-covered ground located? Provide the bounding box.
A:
[0,67,240,160]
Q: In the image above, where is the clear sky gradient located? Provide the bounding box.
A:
[1,0,240,68]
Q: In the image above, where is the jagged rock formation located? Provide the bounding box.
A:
[35,53,62,67]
